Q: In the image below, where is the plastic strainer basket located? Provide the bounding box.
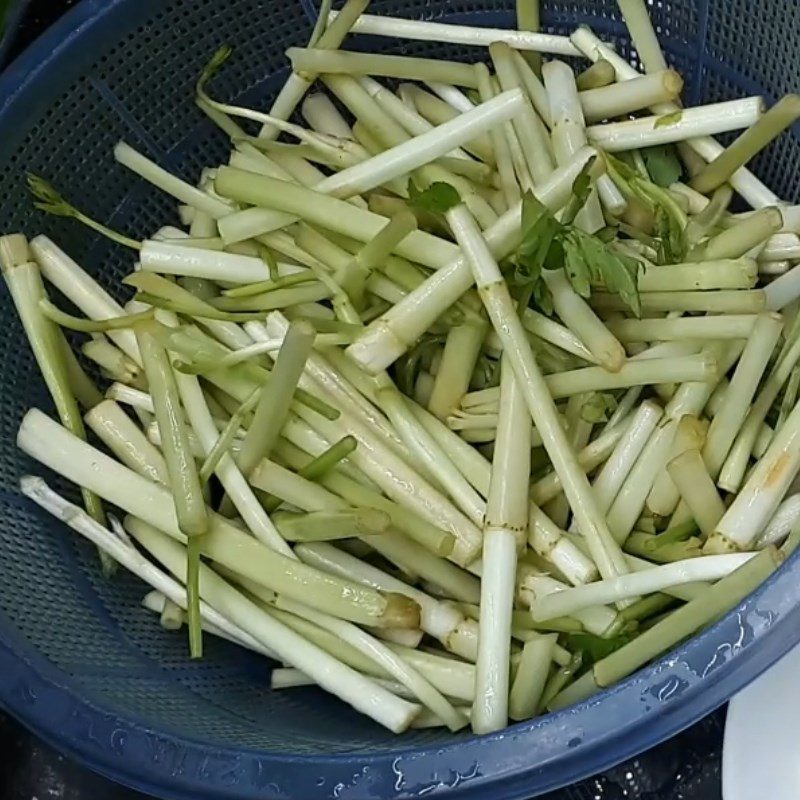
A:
[1,1,800,798]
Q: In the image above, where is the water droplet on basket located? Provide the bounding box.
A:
[14,679,36,704]
[650,676,690,703]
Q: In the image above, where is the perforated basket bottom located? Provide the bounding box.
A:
[0,0,799,765]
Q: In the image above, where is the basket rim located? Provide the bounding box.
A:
[1,2,799,799]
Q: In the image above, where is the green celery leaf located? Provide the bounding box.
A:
[595,243,641,317]
[517,185,642,315]
[562,233,592,298]
[641,145,683,187]
[519,191,565,264]
[394,334,444,396]
[408,181,461,214]
[560,158,597,225]
[533,278,554,316]
[654,204,688,265]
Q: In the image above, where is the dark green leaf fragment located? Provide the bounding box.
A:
[407,181,461,214]
[641,145,683,187]
[654,110,683,129]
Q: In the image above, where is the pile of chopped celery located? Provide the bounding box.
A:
[7,0,800,735]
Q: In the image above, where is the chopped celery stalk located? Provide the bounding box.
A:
[39,297,155,332]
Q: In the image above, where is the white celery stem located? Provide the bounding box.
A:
[139,241,303,284]
[518,307,597,362]
[631,345,747,525]
[249,459,346,512]
[760,260,793,277]
[148,424,239,459]
[413,380,598,583]
[543,59,608,229]
[492,43,554,185]
[365,529,481,606]
[580,70,683,123]
[377,383,487,525]
[275,597,464,731]
[616,0,669,72]
[624,555,708,600]
[129,518,419,733]
[314,88,526,199]
[295,542,472,654]
[591,400,664,515]
[269,671,469,710]
[637,259,757,292]
[114,141,231,218]
[544,270,626,371]
[756,495,800,548]
[20,478,278,660]
[447,202,628,580]
[529,423,628,506]
[570,27,780,208]
[85,400,168,484]
[30,236,141,364]
[764,264,800,311]
[711,397,800,550]
[702,312,783,478]
[302,93,354,139]
[532,554,755,620]
[591,289,766,314]
[322,75,498,226]
[334,11,582,55]
[528,505,598,586]
[509,635,555,722]
[523,575,620,637]
[607,418,680,543]
[142,590,270,653]
[607,313,758,342]
[428,320,488,421]
[215,169,459,267]
[19,410,393,625]
[587,98,763,152]
[719,328,800,492]
[476,64,520,210]
[545,353,716,399]
[358,77,472,160]
[263,322,483,566]
[757,233,800,262]
[473,359,531,734]
[425,81,477,112]
[260,72,314,140]
[253,317,406,456]
[107,383,156,414]
[692,208,783,262]
[174,371,294,558]
[667,449,727,538]
[258,0,372,138]
[510,50,551,123]
[346,146,598,374]
[293,392,484,567]
[645,415,707,518]
[287,48,481,88]
[408,402,495,498]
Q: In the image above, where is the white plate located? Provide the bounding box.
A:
[723,643,800,800]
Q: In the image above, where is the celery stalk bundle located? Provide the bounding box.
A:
[7,0,800,736]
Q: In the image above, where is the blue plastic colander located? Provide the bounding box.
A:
[1,1,799,798]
